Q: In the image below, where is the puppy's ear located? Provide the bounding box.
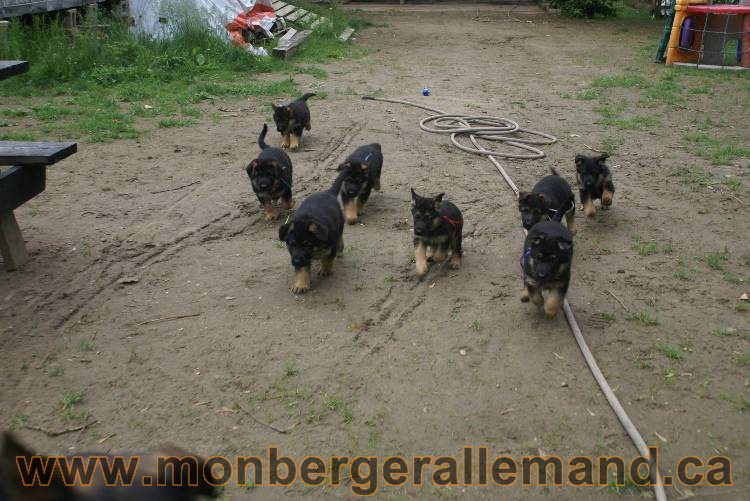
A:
[279,222,291,241]
[247,160,258,175]
[518,191,531,203]
[575,154,585,166]
[598,153,610,163]
[337,162,350,172]
[271,103,278,111]
[557,239,572,251]
[432,193,445,210]
[309,223,328,242]
[411,188,419,201]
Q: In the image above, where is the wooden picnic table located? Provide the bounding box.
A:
[0,61,78,271]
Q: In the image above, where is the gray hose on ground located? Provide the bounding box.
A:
[363,95,667,501]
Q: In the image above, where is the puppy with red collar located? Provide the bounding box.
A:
[410,189,463,279]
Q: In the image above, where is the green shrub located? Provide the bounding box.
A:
[549,0,617,18]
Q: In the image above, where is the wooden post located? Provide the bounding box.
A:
[0,20,9,54]
[64,9,78,33]
[0,211,28,271]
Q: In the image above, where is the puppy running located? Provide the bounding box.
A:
[337,144,384,225]
[411,189,463,279]
[279,173,345,294]
[518,167,576,234]
[520,221,574,319]
[575,153,615,217]
[247,124,294,221]
[272,92,315,151]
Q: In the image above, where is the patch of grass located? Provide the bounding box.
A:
[737,352,750,366]
[662,243,673,254]
[632,236,658,256]
[656,342,683,361]
[724,272,743,285]
[13,413,29,427]
[1,109,28,117]
[626,311,659,326]
[284,361,300,378]
[323,395,353,424]
[48,366,64,377]
[736,302,749,312]
[591,74,649,89]
[61,391,84,410]
[719,394,750,412]
[468,319,481,332]
[684,133,750,165]
[633,354,654,370]
[0,131,37,141]
[79,340,95,352]
[672,165,714,190]
[158,117,196,128]
[576,88,602,100]
[711,327,738,337]
[601,312,616,321]
[600,136,624,154]
[705,249,730,270]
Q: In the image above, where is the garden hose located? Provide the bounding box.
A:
[362,95,668,501]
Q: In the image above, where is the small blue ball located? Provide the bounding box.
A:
[422,87,430,96]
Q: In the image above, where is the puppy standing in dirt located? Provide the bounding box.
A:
[279,172,345,294]
[337,143,384,225]
[246,124,294,221]
[410,189,463,279]
[575,153,615,217]
[518,167,576,234]
[272,92,315,151]
[520,221,574,319]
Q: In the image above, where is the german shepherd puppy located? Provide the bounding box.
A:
[279,173,345,294]
[247,124,294,221]
[575,153,615,217]
[272,92,315,151]
[520,221,573,319]
[518,167,576,234]
[0,432,217,500]
[337,144,384,225]
[411,189,463,279]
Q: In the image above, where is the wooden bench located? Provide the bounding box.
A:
[0,142,77,271]
[0,61,78,271]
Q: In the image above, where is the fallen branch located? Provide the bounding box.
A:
[583,143,605,153]
[136,313,202,326]
[150,181,200,195]
[244,409,297,434]
[607,289,630,313]
[24,420,99,437]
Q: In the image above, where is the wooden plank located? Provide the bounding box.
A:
[0,61,29,81]
[0,0,105,19]
[0,211,28,272]
[309,16,329,30]
[276,5,296,18]
[272,30,311,59]
[286,8,308,22]
[0,141,77,166]
[271,0,287,10]
[277,28,297,44]
[338,28,354,42]
[0,165,46,214]
[295,12,313,25]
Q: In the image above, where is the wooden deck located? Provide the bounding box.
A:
[0,0,106,19]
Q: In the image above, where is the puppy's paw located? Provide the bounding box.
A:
[584,204,596,218]
[346,217,358,225]
[602,191,613,207]
[544,308,560,319]
[448,255,461,269]
[282,198,295,210]
[291,283,310,294]
[415,264,428,279]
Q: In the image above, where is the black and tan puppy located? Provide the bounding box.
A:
[0,432,217,500]
[247,123,294,221]
[279,173,345,294]
[337,144,384,225]
[411,189,463,279]
[518,167,576,234]
[575,153,615,217]
[520,221,573,319]
[272,92,315,151]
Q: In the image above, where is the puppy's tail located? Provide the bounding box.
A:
[327,170,346,196]
[549,167,560,177]
[298,92,316,102]
[258,123,269,150]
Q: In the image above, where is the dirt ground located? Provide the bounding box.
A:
[1,2,749,499]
